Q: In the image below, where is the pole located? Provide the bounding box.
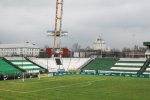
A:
[22,49,25,82]
[132,34,135,58]
[59,0,63,59]
[47,57,49,73]
[53,0,59,51]
[100,36,103,58]
[38,71,41,80]
[47,0,67,58]
[22,73,24,82]
[14,72,15,80]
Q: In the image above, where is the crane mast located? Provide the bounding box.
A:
[54,0,64,50]
[47,0,68,57]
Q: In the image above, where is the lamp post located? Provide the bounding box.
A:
[21,48,24,82]
[100,40,103,58]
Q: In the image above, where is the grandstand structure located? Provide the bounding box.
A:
[28,57,91,72]
[1,56,150,80]
[110,58,146,74]
[0,57,46,80]
[81,57,150,75]
[0,58,22,75]
[1,44,150,80]
[0,43,150,80]
[4,57,45,73]
[82,58,118,71]
[0,58,23,80]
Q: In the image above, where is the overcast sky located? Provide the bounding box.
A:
[0,0,150,50]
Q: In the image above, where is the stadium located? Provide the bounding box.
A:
[1,0,150,100]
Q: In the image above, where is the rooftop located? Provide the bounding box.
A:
[143,42,150,46]
[0,42,39,49]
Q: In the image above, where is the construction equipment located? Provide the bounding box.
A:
[47,0,68,58]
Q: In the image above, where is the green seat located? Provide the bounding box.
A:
[8,59,44,71]
[82,58,118,70]
[0,59,22,75]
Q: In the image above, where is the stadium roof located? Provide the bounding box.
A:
[143,42,150,47]
[0,42,39,49]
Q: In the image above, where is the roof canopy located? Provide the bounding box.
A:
[143,42,150,48]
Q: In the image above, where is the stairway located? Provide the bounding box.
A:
[137,58,150,75]
[55,58,62,65]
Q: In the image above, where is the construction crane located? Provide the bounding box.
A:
[47,0,68,57]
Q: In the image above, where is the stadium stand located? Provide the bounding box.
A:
[4,57,44,73]
[109,58,146,74]
[81,57,150,75]
[82,58,118,71]
[4,57,148,75]
[137,58,150,74]
[28,57,91,72]
[144,68,150,74]
[140,58,150,74]
[0,58,22,75]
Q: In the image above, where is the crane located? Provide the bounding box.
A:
[47,0,68,58]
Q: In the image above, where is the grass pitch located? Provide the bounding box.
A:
[0,75,150,100]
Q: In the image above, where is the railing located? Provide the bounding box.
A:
[137,58,150,75]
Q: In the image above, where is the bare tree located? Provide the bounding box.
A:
[86,46,91,50]
[72,43,81,51]
[44,45,50,49]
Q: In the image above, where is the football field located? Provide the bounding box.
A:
[0,75,150,100]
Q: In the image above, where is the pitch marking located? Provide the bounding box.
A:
[0,79,106,94]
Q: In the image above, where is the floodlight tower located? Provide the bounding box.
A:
[47,0,68,57]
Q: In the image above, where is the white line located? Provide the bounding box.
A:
[0,79,106,94]
[0,89,27,94]
[12,62,32,64]
[111,67,140,70]
[8,78,63,84]
[22,79,106,94]
[8,76,84,84]
[115,63,143,66]
[78,82,92,87]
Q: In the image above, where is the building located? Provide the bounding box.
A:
[0,42,40,57]
[72,36,112,58]
[93,36,111,52]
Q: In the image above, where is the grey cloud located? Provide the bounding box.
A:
[0,0,150,49]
